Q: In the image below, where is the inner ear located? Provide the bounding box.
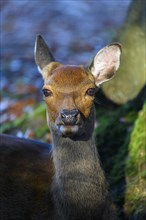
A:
[88,43,122,86]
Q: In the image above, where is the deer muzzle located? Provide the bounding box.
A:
[55,109,82,136]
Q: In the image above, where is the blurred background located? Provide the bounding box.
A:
[0,0,145,219]
[1,0,131,136]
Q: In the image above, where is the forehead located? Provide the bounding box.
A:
[45,65,95,92]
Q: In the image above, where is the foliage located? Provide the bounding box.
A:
[95,87,145,219]
[0,102,49,141]
[124,103,146,218]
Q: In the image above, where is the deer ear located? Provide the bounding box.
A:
[34,35,55,72]
[89,43,122,86]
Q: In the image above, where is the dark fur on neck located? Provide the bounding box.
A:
[51,108,117,220]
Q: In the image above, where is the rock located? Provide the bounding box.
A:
[102,0,146,104]
[124,103,146,219]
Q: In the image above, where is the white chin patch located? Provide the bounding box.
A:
[59,125,79,136]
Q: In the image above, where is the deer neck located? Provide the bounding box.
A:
[52,133,103,183]
[50,107,108,219]
[51,106,99,180]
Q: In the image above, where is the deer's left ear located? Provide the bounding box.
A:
[89,43,122,86]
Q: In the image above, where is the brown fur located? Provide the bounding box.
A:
[44,65,96,122]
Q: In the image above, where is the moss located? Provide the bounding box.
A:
[124,103,146,218]
[95,98,141,219]
[95,104,135,171]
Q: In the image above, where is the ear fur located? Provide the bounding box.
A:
[89,43,122,86]
[41,62,62,81]
[34,35,62,81]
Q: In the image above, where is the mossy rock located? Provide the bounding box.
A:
[95,103,135,216]
[124,103,146,219]
[94,87,145,219]
[102,0,146,104]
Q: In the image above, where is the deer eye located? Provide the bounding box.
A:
[86,88,96,96]
[42,89,52,97]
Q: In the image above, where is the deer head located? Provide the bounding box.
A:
[35,35,121,138]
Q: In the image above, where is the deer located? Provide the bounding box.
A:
[0,35,121,220]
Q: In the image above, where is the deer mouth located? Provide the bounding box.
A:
[56,124,80,137]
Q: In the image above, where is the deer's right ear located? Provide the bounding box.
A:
[34,35,61,80]
[34,35,55,70]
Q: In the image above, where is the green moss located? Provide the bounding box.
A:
[95,100,141,219]
[95,105,134,171]
[124,103,146,217]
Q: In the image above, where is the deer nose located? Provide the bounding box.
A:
[60,109,79,125]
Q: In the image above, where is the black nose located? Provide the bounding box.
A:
[60,109,79,125]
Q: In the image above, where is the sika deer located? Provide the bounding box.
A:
[0,35,121,220]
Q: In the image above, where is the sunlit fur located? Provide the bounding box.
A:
[43,65,96,137]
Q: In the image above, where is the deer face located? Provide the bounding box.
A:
[42,64,96,136]
[35,35,121,137]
